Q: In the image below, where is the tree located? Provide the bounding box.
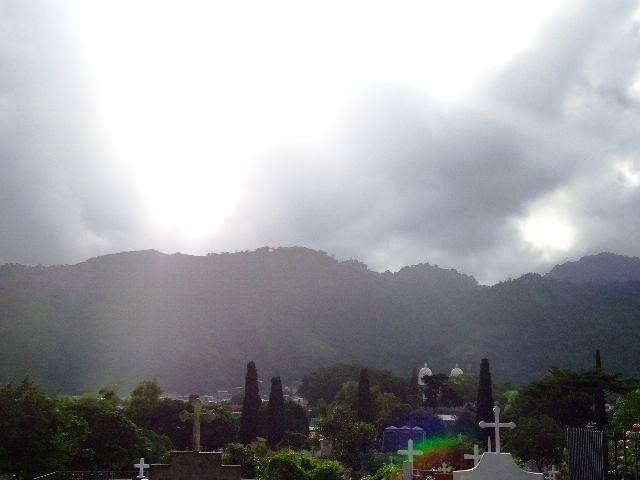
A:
[505,415,563,470]
[316,405,376,470]
[239,361,262,444]
[284,399,310,435]
[0,378,69,479]
[126,379,163,421]
[357,369,373,423]
[408,367,420,407]
[594,350,608,429]
[60,396,169,469]
[222,442,260,478]
[267,377,286,448]
[124,379,193,450]
[613,389,640,431]
[476,358,494,446]
[510,368,630,428]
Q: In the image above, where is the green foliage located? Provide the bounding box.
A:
[420,373,462,408]
[267,377,286,448]
[357,369,373,423]
[476,358,494,443]
[60,395,169,469]
[299,363,407,406]
[259,449,342,480]
[510,368,630,428]
[613,389,640,431]
[361,463,401,480]
[504,415,563,470]
[223,442,261,478]
[307,460,342,480]
[124,380,191,450]
[284,399,310,435]
[201,404,239,451]
[126,379,162,420]
[0,378,69,479]
[286,432,309,450]
[262,456,308,480]
[239,361,262,444]
[316,404,376,470]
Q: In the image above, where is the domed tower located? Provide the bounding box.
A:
[449,364,464,377]
[418,363,432,385]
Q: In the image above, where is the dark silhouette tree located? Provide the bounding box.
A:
[357,368,373,423]
[594,350,608,429]
[267,376,285,448]
[239,361,261,444]
[476,358,494,447]
[408,367,420,406]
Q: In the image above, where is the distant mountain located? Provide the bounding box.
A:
[547,252,640,283]
[0,248,638,394]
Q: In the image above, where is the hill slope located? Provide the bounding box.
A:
[547,252,640,283]
[0,248,638,393]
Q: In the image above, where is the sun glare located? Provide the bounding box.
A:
[520,211,576,255]
[69,0,565,244]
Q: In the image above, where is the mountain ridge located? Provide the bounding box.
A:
[1,247,638,394]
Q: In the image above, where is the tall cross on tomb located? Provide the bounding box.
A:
[464,444,482,466]
[398,439,423,470]
[179,398,216,452]
[134,457,149,479]
[478,405,515,453]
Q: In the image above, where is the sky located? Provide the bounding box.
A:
[1,0,640,284]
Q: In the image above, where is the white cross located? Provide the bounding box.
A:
[398,439,423,464]
[437,462,453,473]
[545,465,560,480]
[464,444,482,466]
[134,458,149,479]
[478,405,515,453]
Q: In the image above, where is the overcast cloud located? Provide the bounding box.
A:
[1,0,640,283]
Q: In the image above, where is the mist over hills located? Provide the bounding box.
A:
[1,247,639,394]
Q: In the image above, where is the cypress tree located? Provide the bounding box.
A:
[267,376,285,448]
[357,368,373,423]
[594,350,608,429]
[475,358,494,447]
[239,361,261,444]
[408,367,419,406]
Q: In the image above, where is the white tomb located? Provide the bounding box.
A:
[454,405,543,480]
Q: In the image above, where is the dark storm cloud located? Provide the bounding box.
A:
[220,0,640,282]
[0,2,144,265]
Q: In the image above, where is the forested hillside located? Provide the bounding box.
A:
[1,247,638,393]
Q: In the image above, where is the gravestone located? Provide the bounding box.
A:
[135,458,150,479]
[179,398,216,452]
[464,445,481,467]
[398,439,423,480]
[149,451,241,480]
[453,405,542,480]
[454,454,543,480]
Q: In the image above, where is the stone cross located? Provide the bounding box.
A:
[464,444,482,466]
[398,439,423,465]
[438,462,453,473]
[545,465,560,480]
[179,398,216,452]
[478,405,515,453]
[134,458,149,479]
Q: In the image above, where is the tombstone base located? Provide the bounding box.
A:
[454,453,543,480]
[149,451,242,480]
